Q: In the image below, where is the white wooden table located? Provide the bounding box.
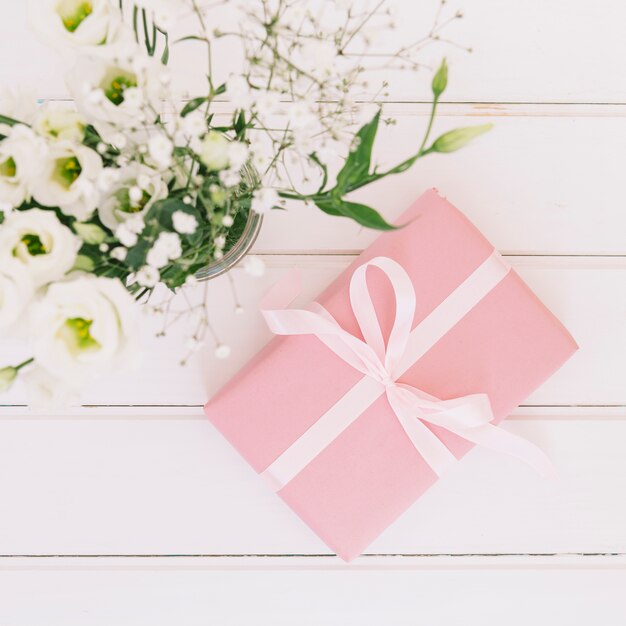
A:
[1,2,626,623]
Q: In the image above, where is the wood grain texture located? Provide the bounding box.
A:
[254,107,626,255]
[0,556,625,626]
[3,1,626,103]
[0,417,623,556]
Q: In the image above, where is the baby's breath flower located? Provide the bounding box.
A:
[136,265,159,288]
[251,188,278,215]
[148,134,173,169]
[110,246,127,262]
[155,231,182,260]
[115,223,138,247]
[219,168,241,188]
[243,255,265,277]
[214,344,231,359]
[172,211,198,235]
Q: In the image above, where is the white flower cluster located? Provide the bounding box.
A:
[1,0,464,407]
[0,205,140,409]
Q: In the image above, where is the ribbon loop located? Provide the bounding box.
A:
[260,253,554,489]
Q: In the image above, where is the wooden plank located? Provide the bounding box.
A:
[3,2,626,103]
[2,257,623,407]
[0,417,624,556]
[0,556,624,625]
[3,102,626,255]
[253,107,626,255]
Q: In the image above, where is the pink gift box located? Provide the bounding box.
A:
[204,189,578,560]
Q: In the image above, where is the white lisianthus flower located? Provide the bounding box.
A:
[0,260,35,332]
[199,131,230,171]
[0,125,46,208]
[32,141,102,220]
[0,87,39,128]
[0,208,80,287]
[29,275,141,387]
[96,167,121,191]
[251,187,279,214]
[28,0,126,51]
[172,211,198,235]
[67,54,166,141]
[23,366,79,411]
[97,163,167,231]
[33,105,86,143]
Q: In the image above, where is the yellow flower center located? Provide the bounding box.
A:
[52,156,82,189]
[102,71,138,106]
[115,187,151,213]
[0,157,17,179]
[57,0,93,33]
[18,234,48,256]
[58,317,101,354]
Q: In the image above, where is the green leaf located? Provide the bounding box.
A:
[0,114,25,128]
[161,35,170,65]
[335,110,381,192]
[432,58,448,98]
[181,97,208,117]
[146,197,201,232]
[124,238,151,270]
[233,110,246,139]
[428,124,493,153]
[315,198,396,230]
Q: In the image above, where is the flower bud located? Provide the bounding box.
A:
[0,366,18,392]
[199,131,230,171]
[73,222,107,245]
[429,124,492,153]
[432,58,448,98]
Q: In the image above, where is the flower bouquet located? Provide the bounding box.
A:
[0,0,489,407]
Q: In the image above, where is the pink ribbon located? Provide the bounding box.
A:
[260,254,554,490]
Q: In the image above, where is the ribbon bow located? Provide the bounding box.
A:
[261,256,553,488]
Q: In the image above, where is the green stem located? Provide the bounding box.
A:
[418,95,439,155]
[15,358,34,371]
[141,9,155,55]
